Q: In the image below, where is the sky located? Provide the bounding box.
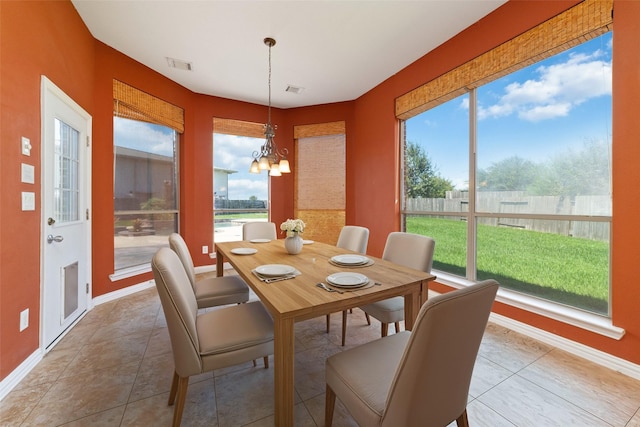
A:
[115,32,612,199]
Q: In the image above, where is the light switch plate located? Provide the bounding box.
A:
[21,137,31,156]
[21,192,35,211]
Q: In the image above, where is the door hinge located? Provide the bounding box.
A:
[86,209,90,220]
[86,283,90,294]
[86,136,90,147]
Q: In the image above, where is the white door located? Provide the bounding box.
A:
[41,77,92,350]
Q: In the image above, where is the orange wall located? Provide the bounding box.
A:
[2,0,640,382]
[0,1,95,379]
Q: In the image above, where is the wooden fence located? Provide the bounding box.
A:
[406,191,610,241]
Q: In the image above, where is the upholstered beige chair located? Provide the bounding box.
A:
[152,247,274,427]
[242,221,277,241]
[325,280,499,427]
[360,232,435,337]
[169,233,249,308]
[326,225,370,346]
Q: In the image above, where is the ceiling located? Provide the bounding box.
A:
[71,0,507,109]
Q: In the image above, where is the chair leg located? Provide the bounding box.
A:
[381,322,389,337]
[326,313,331,333]
[325,384,336,427]
[394,321,400,334]
[263,356,269,369]
[341,310,347,346]
[172,376,189,427]
[456,409,470,427]
[365,312,371,325]
[168,370,179,405]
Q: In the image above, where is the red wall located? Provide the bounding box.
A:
[2,0,640,382]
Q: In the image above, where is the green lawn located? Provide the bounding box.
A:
[406,216,609,314]
[214,212,268,220]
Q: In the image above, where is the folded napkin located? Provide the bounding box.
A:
[252,269,302,283]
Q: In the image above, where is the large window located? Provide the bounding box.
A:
[113,118,179,271]
[403,32,612,315]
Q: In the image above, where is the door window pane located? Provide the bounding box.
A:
[54,119,80,223]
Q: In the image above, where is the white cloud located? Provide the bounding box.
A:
[479,49,611,122]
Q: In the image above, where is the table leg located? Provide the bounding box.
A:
[403,284,421,331]
[216,248,223,277]
[273,316,295,426]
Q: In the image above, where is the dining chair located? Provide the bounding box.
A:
[152,247,274,427]
[359,232,435,338]
[169,233,249,308]
[242,221,277,240]
[325,280,499,427]
[326,225,370,346]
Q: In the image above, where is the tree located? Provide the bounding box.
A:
[405,141,454,198]
[477,156,537,191]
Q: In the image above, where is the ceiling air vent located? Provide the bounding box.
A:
[285,85,304,94]
[166,57,193,71]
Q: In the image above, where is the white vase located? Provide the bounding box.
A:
[284,233,303,254]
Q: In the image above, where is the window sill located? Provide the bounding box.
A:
[109,264,151,282]
[433,271,625,340]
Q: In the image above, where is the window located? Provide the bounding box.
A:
[213,118,269,243]
[403,32,612,315]
[112,80,183,274]
[113,118,179,271]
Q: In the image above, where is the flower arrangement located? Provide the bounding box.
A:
[280,218,306,237]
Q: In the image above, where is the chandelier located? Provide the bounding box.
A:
[249,37,290,176]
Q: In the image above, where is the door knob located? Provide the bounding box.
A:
[47,234,64,244]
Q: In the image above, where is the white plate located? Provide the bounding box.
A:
[303,240,314,245]
[255,264,296,277]
[326,272,369,287]
[250,238,271,243]
[231,248,257,255]
[331,254,369,265]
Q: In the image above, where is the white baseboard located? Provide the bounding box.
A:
[0,350,42,401]
[92,280,155,306]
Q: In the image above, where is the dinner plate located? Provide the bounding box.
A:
[250,238,271,243]
[331,254,369,265]
[230,248,258,255]
[326,272,369,288]
[302,240,314,245]
[255,264,296,277]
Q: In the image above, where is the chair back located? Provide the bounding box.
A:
[382,232,435,272]
[242,222,277,241]
[152,247,202,377]
[382,280,499,426]
[168,233,196,287]
[336,225,370,254]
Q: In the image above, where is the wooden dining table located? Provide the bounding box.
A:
[215,239,435,426]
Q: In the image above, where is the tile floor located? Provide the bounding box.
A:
[3,272,640,426]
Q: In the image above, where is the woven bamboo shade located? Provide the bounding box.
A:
[294,123,346,244]
[395,0,613,120]
[213,118,265,139]
[113,80,184,133]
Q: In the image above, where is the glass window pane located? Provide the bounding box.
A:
[213,133,268,243]
[405,215,467,277]
[476,34,612,216]
[404,93,469,276]
[476,218,609,314]
[54,119,80,223]
[114,117,178,270]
